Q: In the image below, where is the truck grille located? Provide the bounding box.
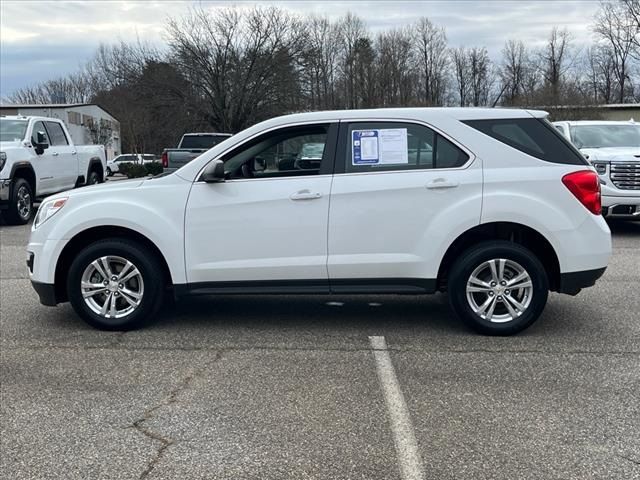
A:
[610,163,640,190]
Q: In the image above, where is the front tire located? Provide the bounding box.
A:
[5,178,33,225]
[448,241,549,335]
[67,239,165,330]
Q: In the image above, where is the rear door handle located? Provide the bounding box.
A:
[426,179,459,189]
[290,190,322,201]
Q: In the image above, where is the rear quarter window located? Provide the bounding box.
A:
[463,118,587,165]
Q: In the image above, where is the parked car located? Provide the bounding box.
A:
[0,115,106,224]
[28,108,611,335]
[106,154,157,176]
[554,120,640,219]
[161,132,232,172]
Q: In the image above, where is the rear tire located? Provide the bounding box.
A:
[448,241,549,336]
[87,170,101,185]
[67,239,165,330]
[5,178,33,225]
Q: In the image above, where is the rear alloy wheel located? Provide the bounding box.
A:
[67,239,164,330]
[448,241,548,335]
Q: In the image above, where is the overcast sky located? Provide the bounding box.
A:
[0,0,602,99]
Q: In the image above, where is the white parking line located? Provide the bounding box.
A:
[369,336,425,480]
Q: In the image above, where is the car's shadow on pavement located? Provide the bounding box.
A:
[607,219,640,234]
[156,293,466,334]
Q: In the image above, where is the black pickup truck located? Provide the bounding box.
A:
[161,132,232,172]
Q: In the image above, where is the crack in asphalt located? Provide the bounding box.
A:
[130,352,222,479]
[615,453,640,466]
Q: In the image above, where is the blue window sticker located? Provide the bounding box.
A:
[352,130,379,165]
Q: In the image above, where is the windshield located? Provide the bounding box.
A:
[0,119,28,142]
[180,135,228,149]
[299,143,325,158]
[570,124,640,148]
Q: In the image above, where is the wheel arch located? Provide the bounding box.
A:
[86,157,104,183]
[436,221,561,292]
[10,162,36,193]
[54,225,173,303]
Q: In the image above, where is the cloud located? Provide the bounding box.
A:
[0,0,602,98]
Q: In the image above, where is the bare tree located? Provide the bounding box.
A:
[538,27,573,102]
[167,7,306,132]
[451,47,470,106]
[500,40,528,105]
[336,13,369,109]
[7,72,93,104]
[414,18,449,106]
[376,27,416,107]
[593,0,638,102]
[300,16,341,109]
[468,47,493,106]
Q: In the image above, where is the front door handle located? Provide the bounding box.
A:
[290,189,322,201]
[51,152,59,157]
[426,178,459,189]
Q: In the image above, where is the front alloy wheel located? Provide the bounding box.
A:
[81,256,144,319]
[67,239,164,330]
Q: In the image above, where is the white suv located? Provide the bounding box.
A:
[27,108,611,335]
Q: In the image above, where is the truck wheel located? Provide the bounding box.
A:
[5,178,33,225]
[87,170,101,185]
[67,239,165,330]
[447,241,549,336]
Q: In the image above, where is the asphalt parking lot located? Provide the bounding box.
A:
[1,219,639,480]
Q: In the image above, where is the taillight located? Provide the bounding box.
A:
[161,151,168,168]
[562,170,601,215]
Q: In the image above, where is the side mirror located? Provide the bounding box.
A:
[201,159,225,183]
[34,131,49,155]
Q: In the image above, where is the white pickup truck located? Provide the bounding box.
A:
[0,116,107,224]
[554,120,640,219]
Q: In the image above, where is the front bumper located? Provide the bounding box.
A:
[0,179,11,209]
[558,267,607,296]
[31,281,58,306]
[601,195,640,219]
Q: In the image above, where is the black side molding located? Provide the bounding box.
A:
[175,278,438,297]
[558,267,606,296]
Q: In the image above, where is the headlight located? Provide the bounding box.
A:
[0,152,6,172]
[591,161,608,175]
[34,197,68,229]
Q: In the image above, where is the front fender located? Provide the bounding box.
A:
[33,176,191,284]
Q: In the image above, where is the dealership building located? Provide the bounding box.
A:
[0,103,121,159]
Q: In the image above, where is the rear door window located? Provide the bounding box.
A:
[463,118,587,165]
[342,122,469,173]
[45,121,69,146]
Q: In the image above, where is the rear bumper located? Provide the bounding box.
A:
[558,267,607,296]
[31,281,58,306]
